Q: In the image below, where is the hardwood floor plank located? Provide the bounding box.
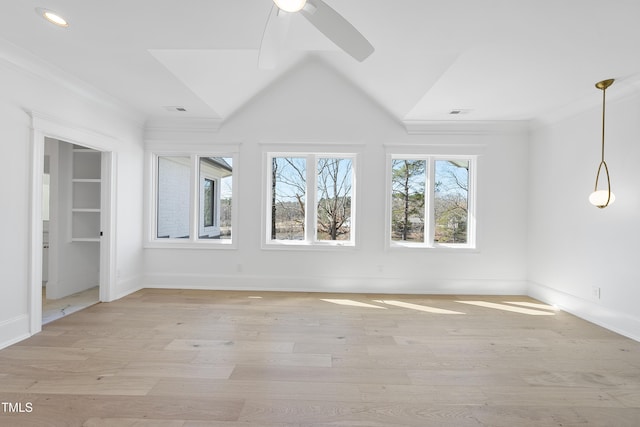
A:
[165,339,294,353]
[117,361,235,379]
[25,375,160,396]
[0,345,101,361]
[358,384,487,404]
[84,418,186,427]
[521,370,640,388]
[480,385,625,407]
[191,351,332,368]
[229,365,412,385]
[238,399,485,426]
[149,378,362,402]
[407,368,531,387]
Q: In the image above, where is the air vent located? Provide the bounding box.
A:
[449,109,472,115]
[163,106,187,112]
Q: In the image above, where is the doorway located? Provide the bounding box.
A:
[29,113,115,335]
[41,139,101,324]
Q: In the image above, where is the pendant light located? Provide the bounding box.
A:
[589,78,615,208]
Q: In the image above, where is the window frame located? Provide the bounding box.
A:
[146,151,238,249]
[263,150,358,250]
[385,152,477,251]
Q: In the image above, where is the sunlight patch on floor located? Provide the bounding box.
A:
[456,300,555,316]
[374,300,465,314]
[320,299,387,309]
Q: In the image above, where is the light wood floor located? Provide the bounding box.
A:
[1,289,640,426]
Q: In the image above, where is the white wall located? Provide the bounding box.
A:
[0,41,145,349]
[144,59,530,295]
[528,89,640,340]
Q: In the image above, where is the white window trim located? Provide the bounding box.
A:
[262,149,359,250]
[145,150,238,249]
[385,153,478,251]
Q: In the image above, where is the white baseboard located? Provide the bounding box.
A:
[527,281,640,342]
[113,275,144,301]
[144,273,529,295]
[0,314,30,351]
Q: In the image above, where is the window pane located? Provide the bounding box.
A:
[391,159,426,242]
[157,156,191,239]
[203,179,214,227]
[434,160,469,244]
[199,157,233,240]
[271,157,306,240]
[317,157,352,241]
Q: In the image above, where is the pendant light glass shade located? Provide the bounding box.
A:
[589,189,615,207]
[273,0,307,12]
[589,79,615,208]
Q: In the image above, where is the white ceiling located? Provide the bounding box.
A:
[2,0,640,125]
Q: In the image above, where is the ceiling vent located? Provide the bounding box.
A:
[163,106,187,112]
[449,109,472,115]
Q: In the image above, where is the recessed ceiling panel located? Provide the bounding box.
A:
[149,49,307,119]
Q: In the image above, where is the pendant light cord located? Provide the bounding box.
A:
[601,85,606,163]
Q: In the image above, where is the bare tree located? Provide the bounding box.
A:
[317,158,352,240]
[272,157,306,239]
[434,161,469,243]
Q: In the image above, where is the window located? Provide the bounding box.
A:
[267,153,356,246]
[153,154,235,246]
[390,155,474,248]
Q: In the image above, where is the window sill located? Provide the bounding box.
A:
[262,241,356,251]
[145,240,236,250]
[388,242,478,253]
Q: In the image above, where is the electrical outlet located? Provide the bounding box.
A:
[592,287,601,299]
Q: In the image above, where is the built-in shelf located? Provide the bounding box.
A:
[71,147,101,242]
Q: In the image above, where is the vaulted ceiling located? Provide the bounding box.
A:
[2,0,640,125]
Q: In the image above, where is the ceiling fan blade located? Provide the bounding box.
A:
[258,5,292,69]
[300,0,374,62]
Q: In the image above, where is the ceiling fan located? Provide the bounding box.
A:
[258,0,375,69]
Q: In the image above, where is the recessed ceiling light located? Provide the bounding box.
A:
[36,8,69,27]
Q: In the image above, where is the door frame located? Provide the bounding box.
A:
[28,112,117,334]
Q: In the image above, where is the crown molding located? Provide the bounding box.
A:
[144,117,223,142]
[0,38,144,127]
[403,120,530,135]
